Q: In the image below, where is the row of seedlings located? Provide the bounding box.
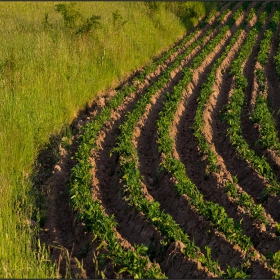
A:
[113,3,249,278]
[192,1,280,275]
[156,2,270,277]
[68,4,229,278]
[223,4,280,277]
[224,6,280,198]
[250,6,280,152]
[193,0,277,244]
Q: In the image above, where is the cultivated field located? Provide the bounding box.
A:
[39,1,280,278]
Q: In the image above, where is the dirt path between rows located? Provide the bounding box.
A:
[170,3,275,277]
[132,2,254,274]
[37,23,220,277]
[202,3,280,264]
[87,5,238,279]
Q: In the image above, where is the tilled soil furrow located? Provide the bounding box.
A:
[90,32,225,279]
[241,7,280,181]
[92,83,161,238]
[205,7,280,224]
[39,149,97,278]
[91,77,213,279]
[173,3,246,187]
[207,74,280,254]
[38,101,125,278]
[131,14,249,278]
[132,5,272,275]
[38,24,215,276]
[132,64,248,274]
[137,113,256,271]
[133,14,228,195]
[39,6,235,277]
[202,5,280,260]
[173,0,244,228]
[89,6,244,278]
[170,4,275,276]
[213,63,280,223]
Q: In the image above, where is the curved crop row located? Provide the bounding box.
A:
[223,7,280,198]
[193,3,279,233]
[250,8,280,153]
[111,9,239,277]
[68,6,230,278]
[156,2,274,276]
[68,15,210,279]
[70,157,165,278]
[222,6,280,277]
[189,2,280,275]
[193,2,252,176]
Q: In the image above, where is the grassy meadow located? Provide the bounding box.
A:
[0,2,216,277]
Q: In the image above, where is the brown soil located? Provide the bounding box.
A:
[201,2,280,262]
[35,2,280,279]
[36,11,227,277]
[132,2,254,274]
[170,2,275,277]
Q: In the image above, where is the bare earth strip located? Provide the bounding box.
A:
[202,5,280,264]
[132,3,254,274]
[90,35,220,279]
[37,26,217,277]
[36,2,280,278]
[170,3,274,277]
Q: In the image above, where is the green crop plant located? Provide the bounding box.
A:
[157,2,279,277]
[193,2,275,232]
[224,8,280,198]
[249,10,280,154]
[70,116,166,278]
[155,3,260,276]
[110,6,248,277]
[68,4,227,278]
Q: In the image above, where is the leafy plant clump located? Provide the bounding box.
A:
[54,3,102,35]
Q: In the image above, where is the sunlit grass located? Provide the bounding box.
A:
[0,2,215,277]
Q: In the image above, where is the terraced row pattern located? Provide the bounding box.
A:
[223,3,280,276]
[113,2,254,278]
[224,3,280,200]
[156,2,276,277]
[190,1,280,276]
[194,0,279,244]
[69,5,231,278]
[69,1,280,278]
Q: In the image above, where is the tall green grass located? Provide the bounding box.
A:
[0,2,216,277]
